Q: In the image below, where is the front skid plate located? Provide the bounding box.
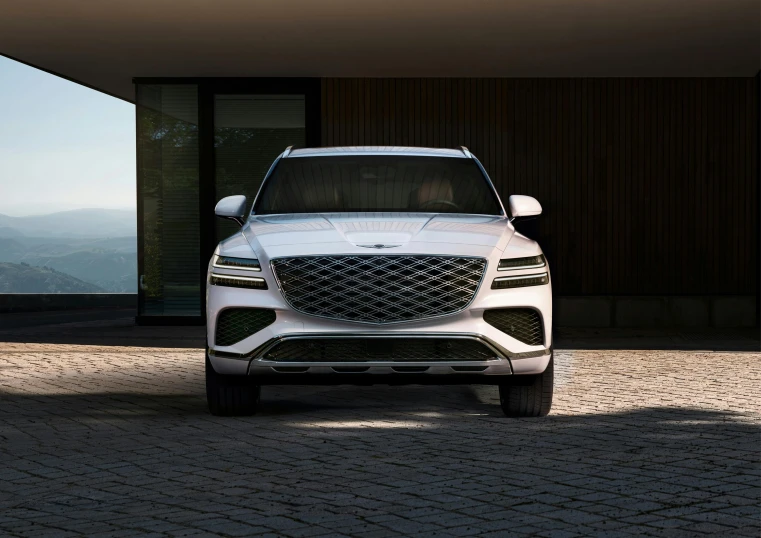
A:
[248,361,512,378]
[244,372,516,386]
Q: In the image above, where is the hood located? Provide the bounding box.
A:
[242,213,514,259]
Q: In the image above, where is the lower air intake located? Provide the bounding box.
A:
[261,337,500,362]
[484,308,544,346]
[215,308,276,347]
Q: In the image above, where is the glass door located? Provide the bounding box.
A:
[213,94,306,242]
[136,84,202,318]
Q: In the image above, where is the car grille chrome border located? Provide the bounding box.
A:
[269,254,488,325]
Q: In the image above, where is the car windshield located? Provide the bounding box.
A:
[253,155,503,215]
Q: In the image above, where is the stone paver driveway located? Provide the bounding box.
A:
[0,342,759,537]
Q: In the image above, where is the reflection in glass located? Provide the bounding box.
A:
[214,95,305,242]
[137,85,200,316]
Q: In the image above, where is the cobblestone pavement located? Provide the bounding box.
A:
[0,341,759,537]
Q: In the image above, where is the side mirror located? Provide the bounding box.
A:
[508,195,542,221]
[215,195,248,227]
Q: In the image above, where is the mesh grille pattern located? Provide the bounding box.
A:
[262,337,499,362]
[484,308,544,346]
[215,308,276,347]
[271,255,486,323]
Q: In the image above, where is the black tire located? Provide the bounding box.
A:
[498,354,553,417]
[205,356,260,416]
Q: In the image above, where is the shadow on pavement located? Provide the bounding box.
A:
[1,385,758,534]
[555,326,760,351]
[0,316,206,348]
[0,315,758,351]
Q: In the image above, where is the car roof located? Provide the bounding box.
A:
[286,146,469,158]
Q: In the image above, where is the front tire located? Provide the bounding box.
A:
[499,354,553,417]
[205,356,260,416]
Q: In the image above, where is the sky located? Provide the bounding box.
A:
[0,56,135,217]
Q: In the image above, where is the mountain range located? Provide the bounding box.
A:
[0,209,137,293]
[0,263,106,293]
[0,208,136,238]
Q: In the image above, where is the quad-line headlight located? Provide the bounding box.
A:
[213,255,261,271]
[491,272,549,290]
[497,255,546,271]
[210,273,268,290]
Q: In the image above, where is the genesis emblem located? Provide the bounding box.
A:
[357,244,401,249]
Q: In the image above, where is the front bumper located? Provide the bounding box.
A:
[207,283,552,379]
[210,345,551,383]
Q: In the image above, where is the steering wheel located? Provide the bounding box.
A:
[419,199,461,211]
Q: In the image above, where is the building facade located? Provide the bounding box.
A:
[135,77,759,325]
[2,1,758,326]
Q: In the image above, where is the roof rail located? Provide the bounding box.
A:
[282,145,294,158]
[460,146,472,158]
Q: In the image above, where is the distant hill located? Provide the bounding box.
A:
[0,210,137,293]
[0,237,137,292]
[19,249,137,293]
[0,226,25,237]
[0,238,27,261]
[0,208,136,238]
[0,263,106,293]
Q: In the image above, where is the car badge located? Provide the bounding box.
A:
[357,244,401,249]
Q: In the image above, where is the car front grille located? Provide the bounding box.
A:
[270,255,487,323]
[215,308,276,347]
[261,337,500,362]
[483,308,544,346]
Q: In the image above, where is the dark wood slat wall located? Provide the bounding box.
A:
[321,78,759,296]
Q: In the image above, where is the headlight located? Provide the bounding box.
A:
[213,255,261,271]
[497,255,546,271]
[210,273,268,290]
[491,272,549,290]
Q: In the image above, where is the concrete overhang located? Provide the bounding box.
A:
[1,0,759,102]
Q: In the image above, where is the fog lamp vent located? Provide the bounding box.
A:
[215,308,276,347]
[484,308,544,346]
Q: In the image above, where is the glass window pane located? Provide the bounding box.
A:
[137,84,200,316]
[214,94,305,242]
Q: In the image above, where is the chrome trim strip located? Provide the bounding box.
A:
[508,348,552,360]
[493,272,548,283]
[260,361,503,367]
[208,336,551,362]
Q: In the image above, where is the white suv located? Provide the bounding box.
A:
[206,146,553,417]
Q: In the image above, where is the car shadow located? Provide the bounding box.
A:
[1,387,758,533]
[1,316,758,351]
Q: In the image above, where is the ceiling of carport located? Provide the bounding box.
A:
[1,0,758,102]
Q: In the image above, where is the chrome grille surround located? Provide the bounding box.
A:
[270,255,487,324]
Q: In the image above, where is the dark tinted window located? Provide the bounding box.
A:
[254,155,502,215]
